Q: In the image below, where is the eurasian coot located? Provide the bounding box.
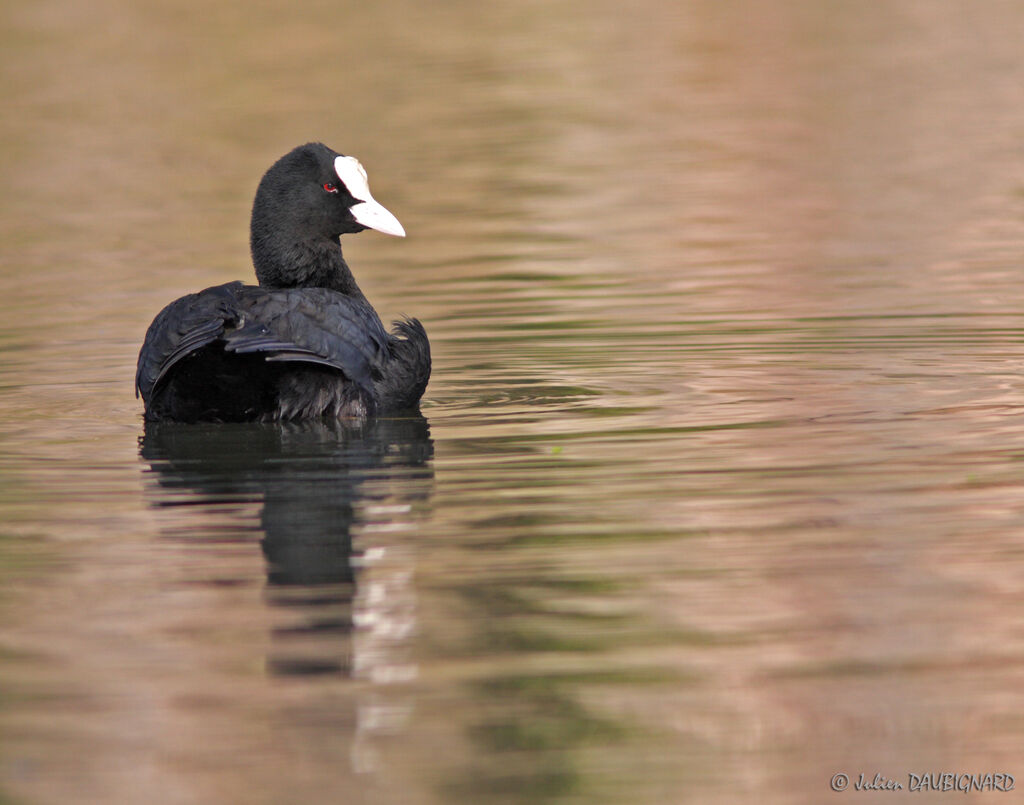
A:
[136,142,430,422]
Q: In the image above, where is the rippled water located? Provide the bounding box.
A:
[4,1,1024,802]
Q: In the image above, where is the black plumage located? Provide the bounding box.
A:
[136,142,430,422]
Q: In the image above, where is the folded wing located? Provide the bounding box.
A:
[136,282,390,408]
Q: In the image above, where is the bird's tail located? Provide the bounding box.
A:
[377,318,431,410]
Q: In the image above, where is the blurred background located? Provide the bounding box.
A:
[3,0,1024,802]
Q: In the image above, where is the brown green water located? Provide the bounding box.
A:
[3,1,1024,802]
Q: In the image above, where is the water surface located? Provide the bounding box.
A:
[3,1,1024,802]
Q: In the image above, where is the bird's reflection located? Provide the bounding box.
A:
[139,416,433,679]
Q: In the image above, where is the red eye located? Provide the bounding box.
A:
[323,183,339,194]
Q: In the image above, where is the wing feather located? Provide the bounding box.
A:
[136,283,390,406]
[136,282,244,402]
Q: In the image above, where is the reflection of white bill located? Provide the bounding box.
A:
[350,519,419,774]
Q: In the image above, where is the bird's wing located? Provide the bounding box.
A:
[224,287,390,392]
[136,284,390,402]
[135,282,245,403]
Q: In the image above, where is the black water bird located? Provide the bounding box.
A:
[136,142,430,422]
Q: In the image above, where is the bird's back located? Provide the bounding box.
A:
[136,282,395,422]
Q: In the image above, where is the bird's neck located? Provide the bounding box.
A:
[252,234,366,298]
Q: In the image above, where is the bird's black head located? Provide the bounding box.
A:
[250,142,404,289]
